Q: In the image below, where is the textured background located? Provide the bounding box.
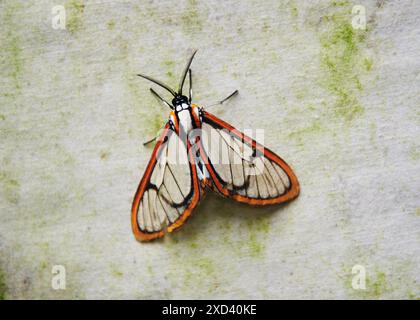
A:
[0,0,419,299]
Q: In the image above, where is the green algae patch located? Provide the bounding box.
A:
[409,144,420,161]
[110,265,124,278]
[163,60,176,67]
[65,0,86,34]
[181,0,203,34]
[368,270,388,298]
[363,57,373,72]
[287,121,324,146]
[107,20,115,30]
[149,112,165,137]
[318,3,370,121]
[0,2,24,94]
[407,291,419,300]
[0,171,20,205]
[244,217,271,258]
[0,269,6,300]
[194,257,216,274]
[289,0,299,18]
[165,238,219,295]
[4,36,22,90]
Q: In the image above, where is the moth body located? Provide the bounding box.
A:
[170,96,209,182]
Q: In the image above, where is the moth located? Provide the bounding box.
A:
[132,50,299,241]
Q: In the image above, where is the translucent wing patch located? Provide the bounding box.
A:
[131,124,200,241]
[200,111,299,205]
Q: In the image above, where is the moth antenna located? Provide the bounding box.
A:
[178,50,198,95]
[188,69,193,103]
[137,73,176,97]
[150,88,173,109]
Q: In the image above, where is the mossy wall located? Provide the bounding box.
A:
[0,0,419,299]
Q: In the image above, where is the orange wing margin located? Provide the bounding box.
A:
[200,110,299,205]
[131,123,201,242]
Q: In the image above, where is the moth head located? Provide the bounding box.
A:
[172,95,189,108]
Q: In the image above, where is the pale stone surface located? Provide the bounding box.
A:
[0,0,419,299]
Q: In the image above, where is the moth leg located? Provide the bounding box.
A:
[206,90,239,108]
[219,90,239,105]
[143,136,157,146]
